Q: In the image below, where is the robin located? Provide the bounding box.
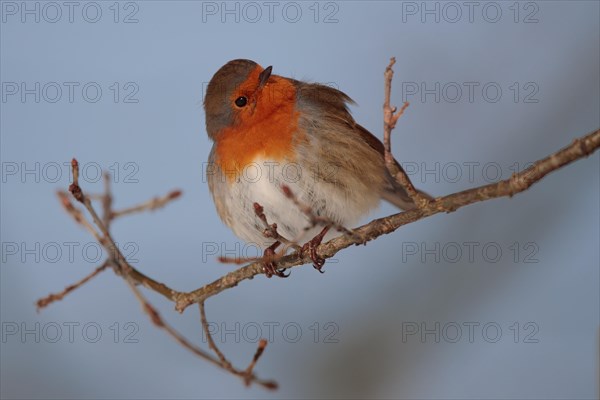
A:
[204,59,430,277]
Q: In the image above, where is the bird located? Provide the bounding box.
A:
[204,59,430,277]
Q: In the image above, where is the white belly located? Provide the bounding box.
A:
[219,158,379,249]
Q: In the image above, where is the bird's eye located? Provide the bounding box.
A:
[234,96,248,107]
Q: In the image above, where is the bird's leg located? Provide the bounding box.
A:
[302,226,330,273]
[262,241,289,278]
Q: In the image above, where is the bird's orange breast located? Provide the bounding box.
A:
[214,75,303,180]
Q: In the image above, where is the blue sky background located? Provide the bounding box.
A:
[1,1,599,398]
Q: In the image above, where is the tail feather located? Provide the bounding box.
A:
[382,164,433,210]
[382,184,433,210]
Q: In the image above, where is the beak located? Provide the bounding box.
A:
[258,65,272,89]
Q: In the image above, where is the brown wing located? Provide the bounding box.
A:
[294,80,430,210]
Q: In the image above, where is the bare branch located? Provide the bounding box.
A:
[57,191,101,240]
[54,160,277,388]
[54,127,600,312]
[42,61,600,390]
[199,302,231,368]
[111,190,182,219]
[122,278,224,368]
[102,173,113,229]
[173,128,600,311]
[36,261,110,310]
[199,302,276,389]
[243,339,269,386]
[383,57,430,208]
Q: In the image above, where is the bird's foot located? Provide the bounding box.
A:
[262,241,289,278]
[301,226,330,273]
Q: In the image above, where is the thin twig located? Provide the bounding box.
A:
[57,191,101,240]
[36,261,110,310]
[218,202,301,264]
[126,276,277,389]
[102,173,113,229]
[124,277,216,365]
[61,159,277,389]
[383,57,430,208]
[59,186,179,300]
[243,339,268,386]
[69,159,134,275]
[253,202,301,251]
[111,190,182,219]
[198,302,276,388]
[199,302,231,367]
[280,185,358,239]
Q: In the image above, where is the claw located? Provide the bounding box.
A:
[301,226,329,273]
[262,241,289,278]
